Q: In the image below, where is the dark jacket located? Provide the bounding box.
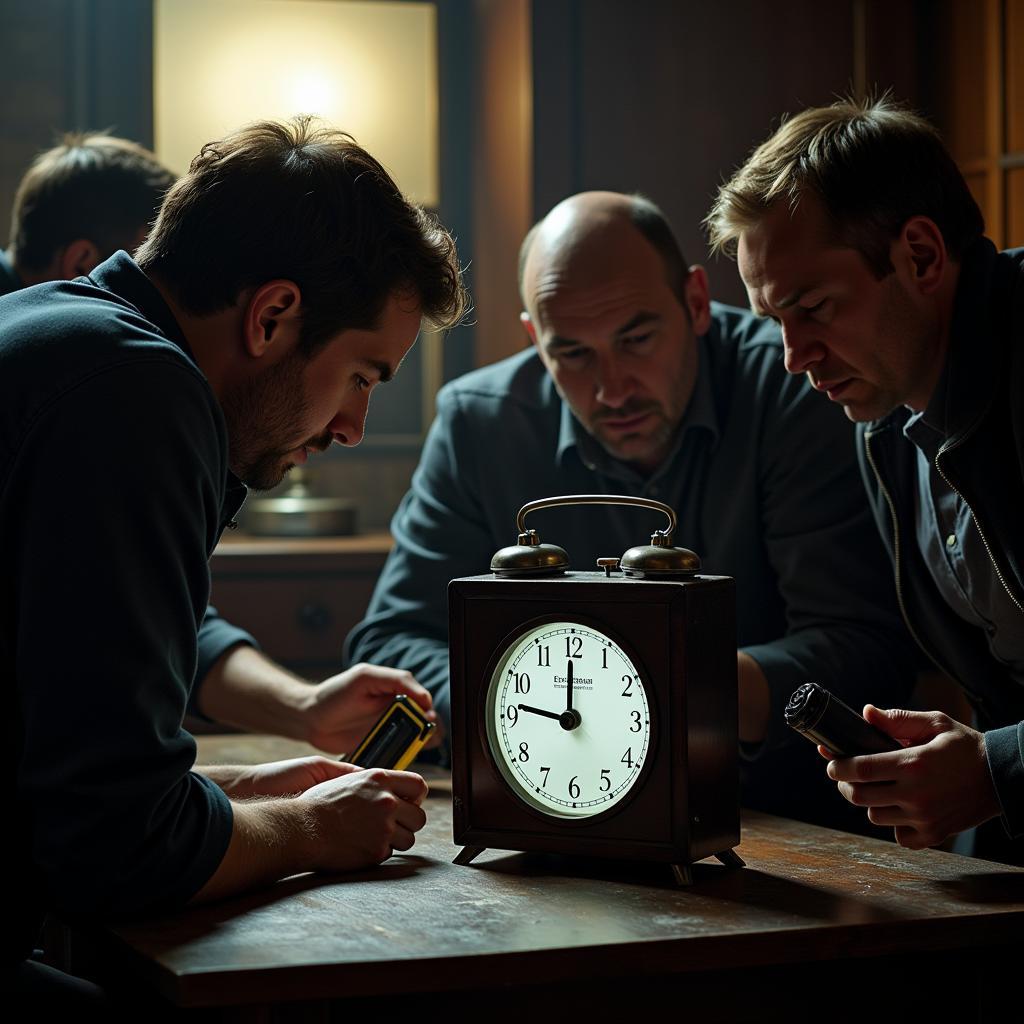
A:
[858,239,1024,837]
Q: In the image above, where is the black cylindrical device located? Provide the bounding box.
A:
[784,682,901,756]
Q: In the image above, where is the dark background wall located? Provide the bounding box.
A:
[1,0,1020,529]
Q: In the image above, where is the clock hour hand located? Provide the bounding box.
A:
[519,701,582,731]
[517,703,561,721]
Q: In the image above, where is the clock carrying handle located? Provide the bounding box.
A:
[516,494,678,544]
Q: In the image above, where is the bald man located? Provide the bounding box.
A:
[348,191,916,831]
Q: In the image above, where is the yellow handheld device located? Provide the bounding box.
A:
[348,695,435,770]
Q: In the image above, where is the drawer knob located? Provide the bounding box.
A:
[298,603,333,632]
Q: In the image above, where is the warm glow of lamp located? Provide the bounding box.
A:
[153,0,439,206]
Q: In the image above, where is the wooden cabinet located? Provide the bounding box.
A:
[927,0,1024,249]
[209,533,392,680]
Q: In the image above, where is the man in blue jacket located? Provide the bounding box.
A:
[348,190,916,830]
[1,117,466,1000]
[710,96,1024,863]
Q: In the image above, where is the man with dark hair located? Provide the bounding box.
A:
[348,189,915,831]
[710,95,1024,862]
[1,132,176,293]
[1,116,467,998]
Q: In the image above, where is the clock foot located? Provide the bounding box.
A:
[453,845,485,866]
[715,849,746,870]
[671,863,694,886]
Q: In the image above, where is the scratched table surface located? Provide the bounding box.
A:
[88,735,1024,1010]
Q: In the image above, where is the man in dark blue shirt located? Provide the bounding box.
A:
[1,116,467,997]
[348,190,916,829]
[712,95,1024,862]
[0,118,425,761]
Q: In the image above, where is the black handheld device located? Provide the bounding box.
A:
[784,682,901,756]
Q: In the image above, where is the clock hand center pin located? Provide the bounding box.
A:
[561,658,581,731]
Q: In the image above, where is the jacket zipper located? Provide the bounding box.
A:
[863,428,959,681]
[934,437,1024,617]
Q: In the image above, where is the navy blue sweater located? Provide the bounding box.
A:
[1,253,245,961]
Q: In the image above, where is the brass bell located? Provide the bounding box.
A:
[620,531,701,578]
[490,495,700,578]
[490,528,569,576]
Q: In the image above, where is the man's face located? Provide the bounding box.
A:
[223,292,422,490]
[737,194,940,421]
[524,226,705,474]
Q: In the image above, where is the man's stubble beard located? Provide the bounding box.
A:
[221,350,319,492]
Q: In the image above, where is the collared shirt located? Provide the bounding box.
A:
[905,404,1024,683]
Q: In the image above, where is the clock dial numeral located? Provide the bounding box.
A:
[489,622,651,819]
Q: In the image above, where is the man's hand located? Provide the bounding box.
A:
[201,756,360,800]
[822,705,1002,849]
[297,767,429,871]
[192,766,430,902]
[197,647,443,757]
[301,663,441,754]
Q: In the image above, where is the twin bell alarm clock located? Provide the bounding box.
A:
[447,494,743,884]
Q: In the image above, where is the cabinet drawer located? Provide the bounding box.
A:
[209,533,392,676]
[210,572,379,665]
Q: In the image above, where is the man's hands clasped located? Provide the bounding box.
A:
[822,705,1002,849]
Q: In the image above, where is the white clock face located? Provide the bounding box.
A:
[485,621,651,819]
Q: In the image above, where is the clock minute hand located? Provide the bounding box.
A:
[518,703,561,721]
[566,658,573,712]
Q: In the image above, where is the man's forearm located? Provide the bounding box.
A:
[189,798,315,904]
[737,651,770,744]
[196,644,315,739]
[195,764,264,799]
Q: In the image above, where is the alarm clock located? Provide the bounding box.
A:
[448,494,743,884]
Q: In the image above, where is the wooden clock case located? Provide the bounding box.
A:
[449,571,740,874]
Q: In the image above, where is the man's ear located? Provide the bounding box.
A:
[894,216,947,295]
[520,310,539,348]
[58,239,101,279]
[243,280,303,358]
[683,264,712,335]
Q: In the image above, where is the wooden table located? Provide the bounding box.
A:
[71,736,1024,1022]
